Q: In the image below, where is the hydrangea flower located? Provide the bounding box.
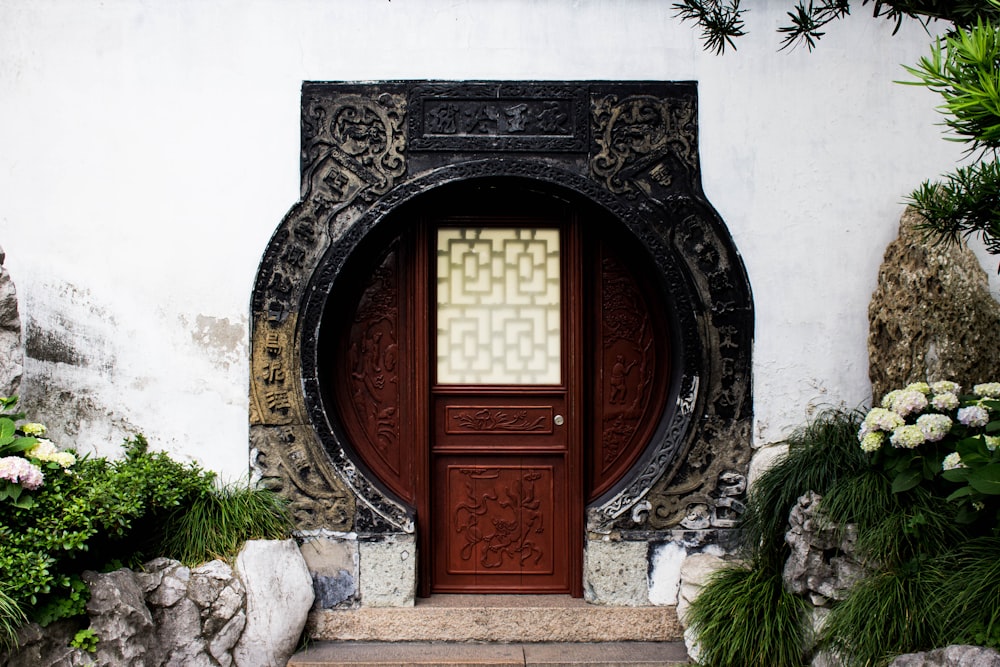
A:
[0,456,44,490]
[931,381,961,395]
[890,425,926,449]
[862,408,905,433]
[973,383,1000,399]
[20,422,46,437]
[917,413,953,442]
[881,390,903,409]
[27,439,76,468]
[860,431,885,453]
[958,405,990,428]
[986,436,1000,452]
[931,392,960,411]
[905,382,931,395]
[942,452,966,471]
[890,390,929,418]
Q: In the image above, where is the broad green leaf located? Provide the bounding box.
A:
[0,417,15,445]
[892,468,924,493]
[968,464,1000,495]
[5,436,37,454]
[946,486,975,501]
[942,467,972,483]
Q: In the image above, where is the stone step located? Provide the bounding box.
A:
[305,595,684,643]
[287,641,692,666]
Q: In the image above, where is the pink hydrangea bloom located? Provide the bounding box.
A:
[957,405,990,428]
[0,456,44,490]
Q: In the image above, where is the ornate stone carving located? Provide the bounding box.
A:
[408,82,588,153]
[591,93,698,197]
[252,82,754,546]
[251,425,354,532]
[301,93,406,212]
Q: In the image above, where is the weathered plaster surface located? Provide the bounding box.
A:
[0,0,986,477]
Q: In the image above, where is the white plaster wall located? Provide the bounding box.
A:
[0,0,988,476]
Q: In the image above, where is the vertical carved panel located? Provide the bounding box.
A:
[338,242,410,501]
[446,465,554,575]
[589,241,667,501]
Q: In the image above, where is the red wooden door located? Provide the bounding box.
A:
[429,220,582,594]
[331,191,670,598]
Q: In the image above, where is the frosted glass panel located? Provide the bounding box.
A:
[437,228,561,385]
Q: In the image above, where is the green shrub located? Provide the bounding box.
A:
[0,403,292,652]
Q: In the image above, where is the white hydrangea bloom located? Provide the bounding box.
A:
[891,390,929,418]
[890,425,926,449]
[942,452,965,471]
[973,383,1000,399]
[917,414,952,442]
[930,381,961,395]
[931,392,960,411]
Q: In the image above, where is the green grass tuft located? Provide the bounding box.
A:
[739,408,867,568]
[0,587,26,654]
[156,481,293,566]
[820,564,939,667]
[688,565,809,667]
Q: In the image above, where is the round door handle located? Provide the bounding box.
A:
[554,414,564,426]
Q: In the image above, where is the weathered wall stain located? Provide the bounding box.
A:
[186,314,247,371]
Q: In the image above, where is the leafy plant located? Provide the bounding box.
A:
[901,5,1000,263]
[738,408,868,569]
[858,381,1000,531]
[69,627,98,653]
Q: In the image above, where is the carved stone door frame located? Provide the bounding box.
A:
[249,82,754,561]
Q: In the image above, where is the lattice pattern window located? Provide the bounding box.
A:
[436,228,561,385]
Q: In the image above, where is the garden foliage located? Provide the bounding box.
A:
[689,381,1000,667]
[0,398,292,653]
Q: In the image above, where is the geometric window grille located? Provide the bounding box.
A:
[436,227,561,385]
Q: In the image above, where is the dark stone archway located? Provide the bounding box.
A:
[249,81,753,538]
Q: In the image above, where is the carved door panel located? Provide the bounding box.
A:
[430,223,581,594]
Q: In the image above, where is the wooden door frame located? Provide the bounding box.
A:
[415,216,584,597]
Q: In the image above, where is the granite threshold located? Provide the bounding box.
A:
[287,640,692,666]
[305,595,684,644]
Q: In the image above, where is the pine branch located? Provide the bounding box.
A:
[906,159,1000,259]
[672,0,746,54]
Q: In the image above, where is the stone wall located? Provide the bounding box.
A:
[2,540,313,667]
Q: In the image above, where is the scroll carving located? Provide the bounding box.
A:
[453,467,549,569]
[449,408,549,433]
[591,94,697,197]
[301,93,406,213]
[599,252,656,471]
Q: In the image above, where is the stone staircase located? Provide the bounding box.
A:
[286,595,691,666]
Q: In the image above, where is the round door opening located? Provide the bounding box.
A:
[314,177,677,595]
